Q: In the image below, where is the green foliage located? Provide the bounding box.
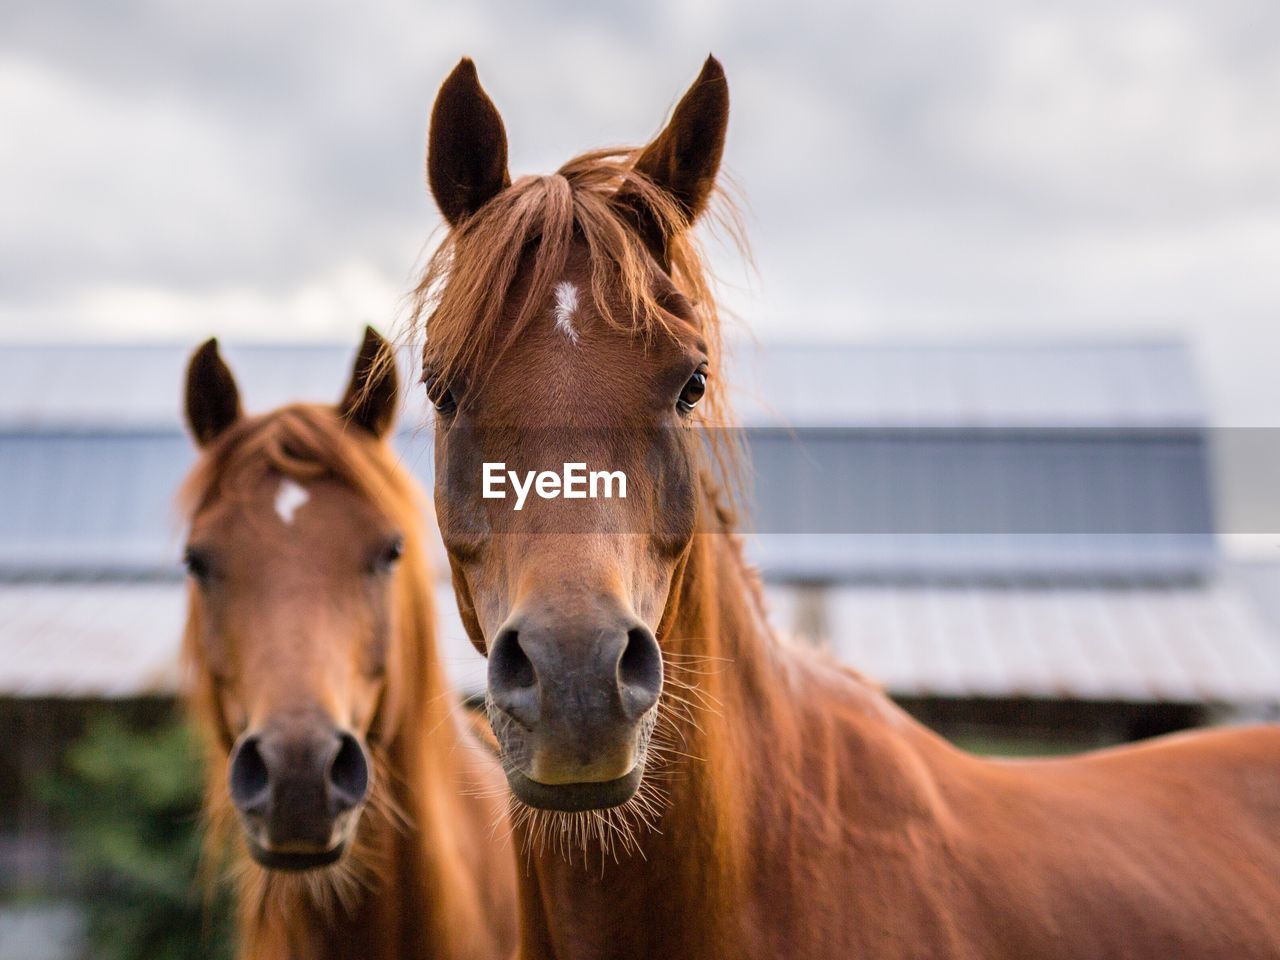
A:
[44,711,236,960]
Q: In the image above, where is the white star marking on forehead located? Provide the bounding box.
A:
[274,478,310,525]
[552,281,581,344]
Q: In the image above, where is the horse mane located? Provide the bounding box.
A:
[408,147,747,508]
[178,403,441,934]
[178,403,418,526]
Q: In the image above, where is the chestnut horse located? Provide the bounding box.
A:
[180,328,516,959]
[414,57,1280,959]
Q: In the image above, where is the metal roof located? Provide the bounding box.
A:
[743,426,1217,581]
[0,340,1268,707]
[0,339,1217,582]
[764,577,1280,705]
[0,340,1266,706]
[731,339,1205,429]
[2,577,1275,706]
[0,578,486,699]
[0,580,185,697]
[0,343,432,432]
[0,339,1204,431]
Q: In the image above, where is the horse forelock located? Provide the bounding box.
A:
[178,404,413,523]
[409,146,748,513]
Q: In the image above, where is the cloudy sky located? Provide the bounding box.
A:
[2,0,1280,423]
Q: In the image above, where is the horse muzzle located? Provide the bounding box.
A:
[486,609,662,811]
[228,720,371,871]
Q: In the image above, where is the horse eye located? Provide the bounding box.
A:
[183,547,211,583]
[677,371,708,413]
[373,535,404,574]
[423,371,457,415]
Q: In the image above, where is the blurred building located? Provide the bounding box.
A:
[1,338,1279,920]
[736,342,1280,748]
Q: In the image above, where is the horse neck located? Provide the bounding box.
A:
[654,510,797,830]
[515,493,950,958]
[661,499,951,837]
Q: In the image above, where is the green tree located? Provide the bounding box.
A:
[45,711,236,960]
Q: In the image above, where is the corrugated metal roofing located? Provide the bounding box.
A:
[0,340,1269,707]
[764,579,1280,704]
[0,578,486,699]
[744,534,1214,584]
[0,339,1204,430]
[2,578,1275,705]
[0,339,1217,581]
[0,581,184,697]
[0,432,194,574]
[731,339,1205,428]
[744,427,1217,579]
[0,344,433,431]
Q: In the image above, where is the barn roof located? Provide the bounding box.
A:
[765,579,1280,704]
[732,339,1204,429]
[0,339,1216,581]
[1,338,1265,706]
[0,338,1203,431]
[0,577,487,699]
[3,577,1276,705]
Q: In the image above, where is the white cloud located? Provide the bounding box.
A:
[2,259,403,343]
[941,9,1280,210]
[0,56,292,290]
[3,0,1280,423]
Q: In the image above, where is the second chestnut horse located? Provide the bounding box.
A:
[180,328,516,959]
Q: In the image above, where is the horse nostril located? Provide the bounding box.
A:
[493,628,536,689]
[489,628,540,727]
[228,734,270,815]
[328,732,370,813]
[618,626,662,720]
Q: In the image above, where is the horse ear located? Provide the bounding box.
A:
[185,338,242,448]
[339,325,399,438]
[428,58,511,226]
[617,55,729,263]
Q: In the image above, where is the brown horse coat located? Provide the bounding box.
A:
[417,57,1280,959]
[180,329,517,959]
[516,526,1280,958]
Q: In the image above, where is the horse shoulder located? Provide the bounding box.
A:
[937,725,1280,956]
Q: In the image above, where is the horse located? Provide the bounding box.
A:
[179,327,517,959]
[411,56,1280,959]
